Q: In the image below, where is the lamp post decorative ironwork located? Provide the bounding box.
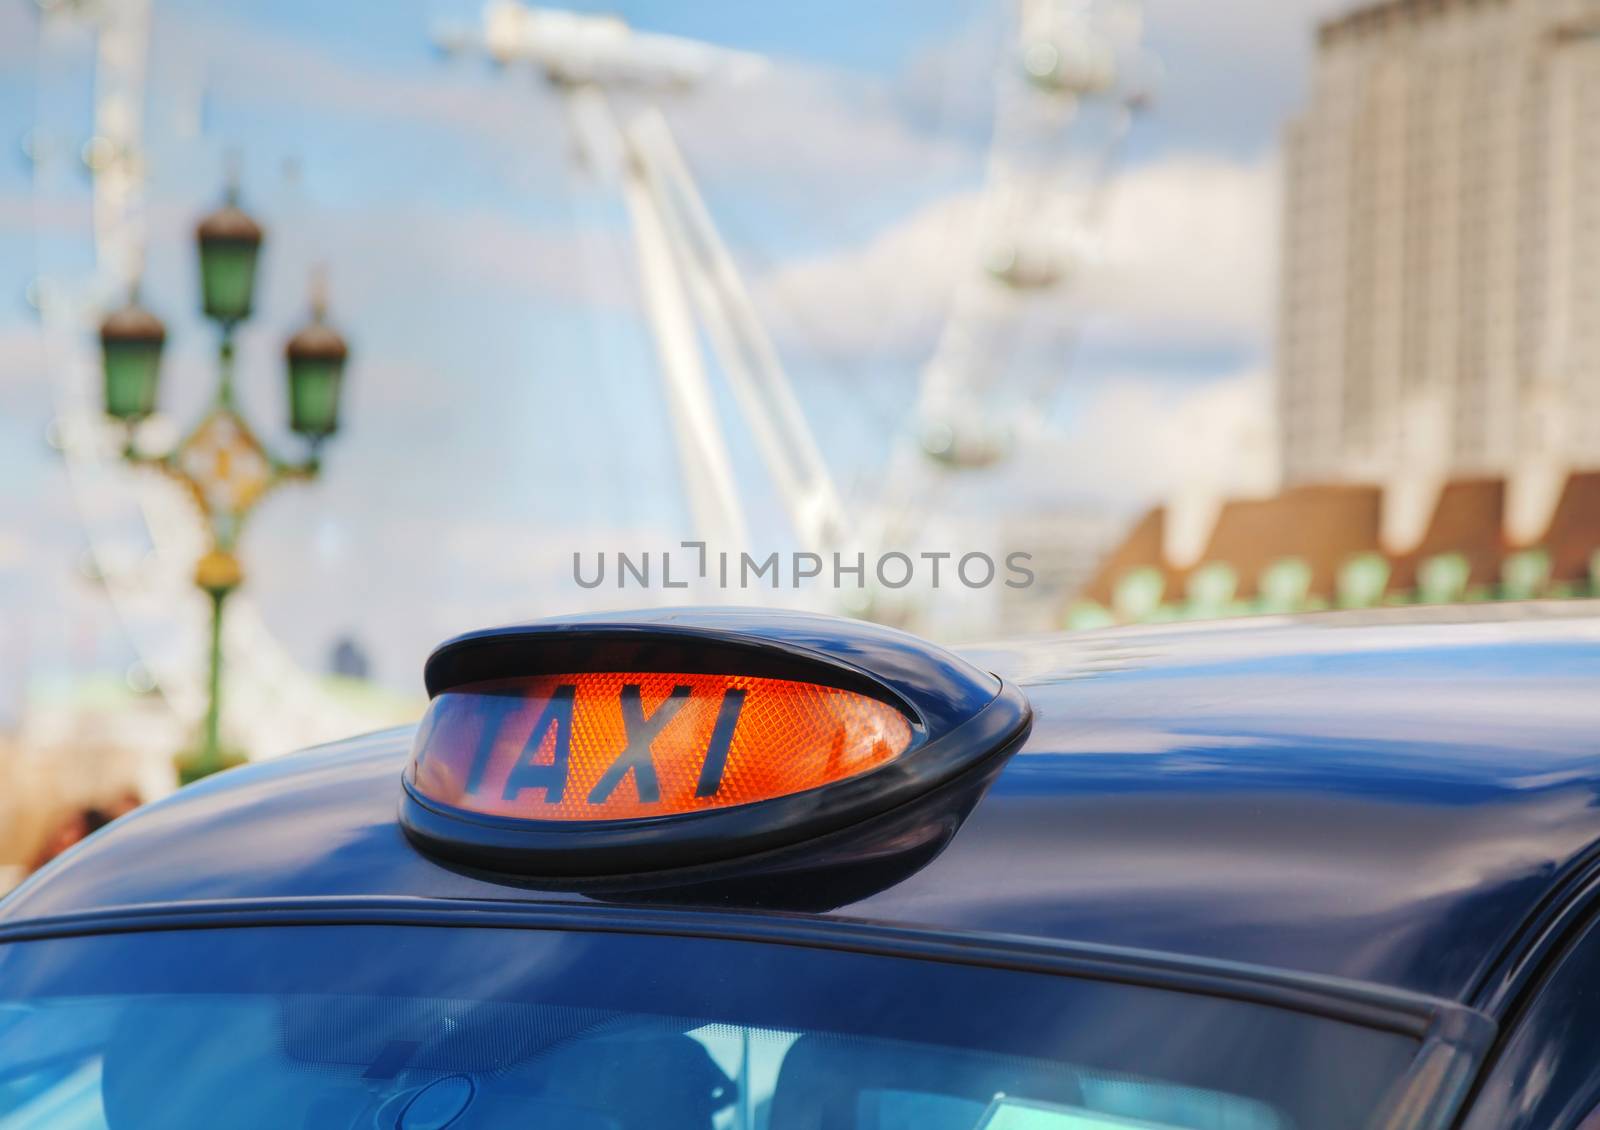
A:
[99,180,349,783]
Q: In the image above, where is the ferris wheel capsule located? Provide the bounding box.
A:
[919,416,1012,470]
[985,242,1070,291]
[1018,1,1119,97]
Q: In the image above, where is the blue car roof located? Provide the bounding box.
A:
[6,606,1600,1008]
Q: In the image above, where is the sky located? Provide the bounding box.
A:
[0,0,1347,714]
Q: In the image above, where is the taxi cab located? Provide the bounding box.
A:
[3,606,1600,1130]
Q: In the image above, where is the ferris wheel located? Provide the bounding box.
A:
[444,0,1153,621]
[915,0,1151,469]
[29,0,377,768]
[850,0,1153,631]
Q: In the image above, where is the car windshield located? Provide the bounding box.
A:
[0,924,1420,1130]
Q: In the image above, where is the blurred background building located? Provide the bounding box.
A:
[1281,0,1600,493]
[1077,0,1600,624]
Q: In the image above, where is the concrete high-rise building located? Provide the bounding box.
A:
[1074,0,1600,616]
[1279,0,1600,535]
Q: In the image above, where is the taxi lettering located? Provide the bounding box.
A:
[411,667,913,826]
[489,683,748,807]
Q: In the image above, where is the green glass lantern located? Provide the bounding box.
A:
[285,299,348,440]
[99,298,166,422]
[196,193,263,324]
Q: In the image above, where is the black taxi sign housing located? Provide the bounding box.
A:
[400,609,1031,877]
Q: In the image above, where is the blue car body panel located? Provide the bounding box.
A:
[5,607,1600,1014]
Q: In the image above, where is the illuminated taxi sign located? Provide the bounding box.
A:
[399,611,1031,877]
[409,672,913,821]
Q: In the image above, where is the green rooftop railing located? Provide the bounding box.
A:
[1416,552,1471,604]
[1184,561,1239,620]
[1113,565,1166,623]
[1257,557,1312,614]
[1065,545,1600,631]
[1501,547,1551,601]
[1336,552,1390,609]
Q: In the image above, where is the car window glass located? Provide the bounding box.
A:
[0,925,1422,1130]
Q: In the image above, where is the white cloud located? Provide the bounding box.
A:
[756,190,977,362]
[1091,153,1280,350]
[1138,0,1347,153]
[0,191,88,238]
[154,9,546,150]
[1146,0,1346,69]
[671,62,978,191]
[153,8,980,210]
[806,370,1279,530]
[893,13,1004,139]
[0,531,26,571]
[1042,369,1279,508]
[0,3,34,67]
[752,151,1279,363]
[0,324,48,406]
[275,206,633,317]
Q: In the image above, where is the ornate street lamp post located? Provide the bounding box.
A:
[99,182,350,783]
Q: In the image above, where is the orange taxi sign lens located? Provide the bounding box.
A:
[408,672,915,821]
